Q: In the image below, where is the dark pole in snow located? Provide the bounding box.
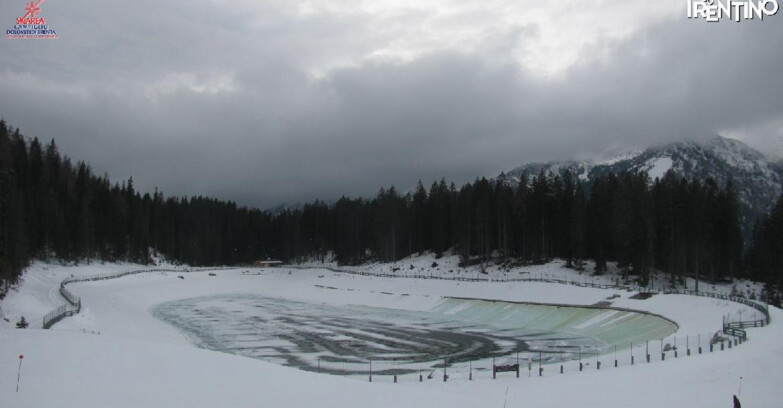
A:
[538,351,542,376]
[560,350,564,373]
[16,354,23,392]
[443,359,447,382]
[614,344,617,367]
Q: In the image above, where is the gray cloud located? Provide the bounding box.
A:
[1,1,781,208]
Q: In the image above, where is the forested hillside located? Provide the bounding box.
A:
[2,120,780,302]
[0,121,275,284]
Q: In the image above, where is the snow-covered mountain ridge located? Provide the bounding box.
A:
[503,136,783,239]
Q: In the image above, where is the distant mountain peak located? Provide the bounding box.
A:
[503,135,783,242]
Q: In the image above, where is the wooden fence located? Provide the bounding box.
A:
[43,263,771,342]
[41,267,237,329]
[292,265,771,334]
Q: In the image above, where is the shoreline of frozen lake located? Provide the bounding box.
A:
[1,258,778,408]
[151,294,677,376]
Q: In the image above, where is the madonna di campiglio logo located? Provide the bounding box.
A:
[5,0,59,39]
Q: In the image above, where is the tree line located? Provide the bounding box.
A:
[746,194,783,305]
[1,120,779,303]
[290,171,744,289]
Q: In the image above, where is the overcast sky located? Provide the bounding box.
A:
[1,0,781,208]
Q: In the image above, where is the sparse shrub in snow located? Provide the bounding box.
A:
[730,285,745,298]
[760,284,782,307]
[710,331,728,345]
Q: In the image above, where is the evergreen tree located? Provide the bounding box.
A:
[494,174,513,261]
[411,180,429,255]
[570,182,587,270]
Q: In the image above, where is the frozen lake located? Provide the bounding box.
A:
[153,294,677,377]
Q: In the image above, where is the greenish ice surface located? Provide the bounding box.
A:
[430,297,678,349]
[153,295,677,377]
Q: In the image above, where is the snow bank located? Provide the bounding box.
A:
[0,258,779,408]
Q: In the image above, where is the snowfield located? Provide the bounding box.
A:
[1,256,780,408]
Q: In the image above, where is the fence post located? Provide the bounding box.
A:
[517,353,521,379]
[661,338,665,361]
[674,337,678,358]
[528,357,532,377]
[614,344,618,368]
[539,352,542,376]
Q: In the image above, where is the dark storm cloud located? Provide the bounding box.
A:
[0,1,781,208]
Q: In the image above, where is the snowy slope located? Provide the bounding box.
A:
[504,135,783,240]
[1,258,779,408]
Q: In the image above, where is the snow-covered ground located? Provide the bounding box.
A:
[1,255,779,408]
